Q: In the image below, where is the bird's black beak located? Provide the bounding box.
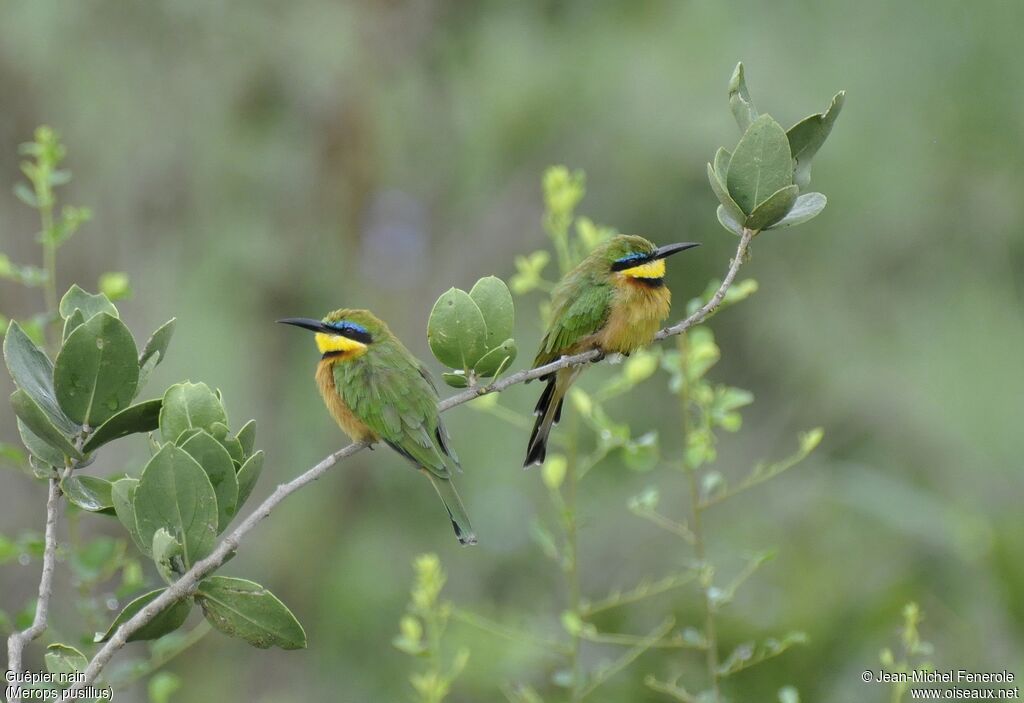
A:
[277,317,328,333]
[652,242,701,260]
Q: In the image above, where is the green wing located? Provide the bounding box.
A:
[534,272,613,367]
[335,342,454,479]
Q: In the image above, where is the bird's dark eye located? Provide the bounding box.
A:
[611,252,650,271]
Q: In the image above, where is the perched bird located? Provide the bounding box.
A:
[279,309,477,545]
[525,235,700,467]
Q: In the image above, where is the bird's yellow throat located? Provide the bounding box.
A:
[620,258,666,279]
[315,332,368,358]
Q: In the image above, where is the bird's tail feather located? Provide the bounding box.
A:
[525,368,574,468]
[426,473,477,546]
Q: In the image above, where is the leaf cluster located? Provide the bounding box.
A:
[708,63,843,235]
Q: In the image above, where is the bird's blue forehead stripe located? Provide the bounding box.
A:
[327,320,369,335]
[615,252,649,265]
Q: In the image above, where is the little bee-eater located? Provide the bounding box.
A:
[279,310,477,545]
[525,235,700,467]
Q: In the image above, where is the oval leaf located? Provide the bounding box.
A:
[713,147,732,181]
[112,477,147,553]
[235,419,256,457]
[716,205,744,236]
[94,588,192,643]
[10,389,82,460]
[180,430,238,532]
[139,318,176,369]
[58,285,118,320]
[83,398,162,453]
[62,475,114,513]
[17,417,65,468]
[764,192,828,230]
[726,114,793,214]
[427,288,488,370]
[159,382,228,444]
[745,184,799,231]
[54,312,140,427]
[152,528,183,584]
[707,162,745,224]
[728,62,759,132]
[788,91,845,190]
[441,371,468,388]
[62,309,85,342]
[235,450,264,511]
[3,320,79,434]
[133,444,219,567]
[45,643,87,675]
[196,576,307,650]
[468,276,515,347]
[473,339,517,378]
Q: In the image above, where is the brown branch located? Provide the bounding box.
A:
[6,478,61,702]
[64,228,755,696]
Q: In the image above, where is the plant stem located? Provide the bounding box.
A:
[107,620,212,689]
[5,479,61,702]
[565,410,583,702]
[679,332,721,702]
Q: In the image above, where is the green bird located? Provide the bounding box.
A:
[525,235,700,467]
[279,309,477,546]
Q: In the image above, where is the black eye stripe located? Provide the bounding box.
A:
[324,322,373,344]
[611,253,653,271]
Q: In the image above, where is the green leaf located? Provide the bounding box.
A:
[62,309,85,342]
[3,320,79,434]
[473,339,517,378]
[45,643,87,675]
[622,431,659,472]
[62,475,114,513]
[54,312,140,426]
[788,91,845,190]
[58,284,118,320]
[728,62,758,132]
[133,444,218,568]
[235,450,264,510]
[159,382,228,444]
[83,399,162,453]
[98,272,132,301]
[112,477,146,553]
[139,318,176,369]
[707,162,745,224]
[764,192,827,230]
[716,205,744,236]
[441,371,468,388]
[745,185,799,231]
[148,672,182,703]
[10,390,82,460]
[468,276,515,348]
[17,418,65,468]
[713,147,732,181]
[152,528,183,584]
[94,588,191,643]
[427,288,489,370]
[180,430,238,532]
[726,114,793,214]
[196,576,307,650]
[235,420,256,457]
[137,353,160,391]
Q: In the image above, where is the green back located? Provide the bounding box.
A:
[534,267,616,368]
[333,335,456,480]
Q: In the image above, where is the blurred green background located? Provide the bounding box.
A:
[2,1,1022,701]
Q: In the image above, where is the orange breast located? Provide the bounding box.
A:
[593,277,671,355]
[315,359,378,443]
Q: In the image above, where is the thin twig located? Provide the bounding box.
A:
[6,478,61,701]
[64,228,755,696]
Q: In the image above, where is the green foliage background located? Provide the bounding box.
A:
[1,2,1022,701]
